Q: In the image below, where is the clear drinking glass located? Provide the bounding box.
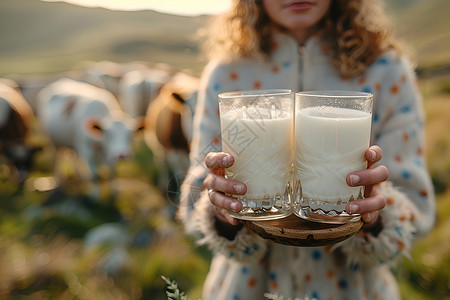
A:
[294,91,373,224]
[219,89,294,220]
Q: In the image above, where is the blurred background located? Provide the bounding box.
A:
[0,0,449,299]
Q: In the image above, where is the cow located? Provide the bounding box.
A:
[77,60,123,99]
[37,78,144,182]
[144,72,199,198]
[118,67,172,118]
[0,79,41,183]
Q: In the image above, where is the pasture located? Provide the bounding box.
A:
[394,74,450,299]
[1,69,449,300]
[0,0,449,299]
[0,104,210,299]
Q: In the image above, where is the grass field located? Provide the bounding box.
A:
[0,140,212,299]
[0,0,449,299]
[394,74,450,299]
[0,76,449,300]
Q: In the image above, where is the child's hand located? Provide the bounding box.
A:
[203,152,246,226]
[204,147,389,229]
[345,145,389,227]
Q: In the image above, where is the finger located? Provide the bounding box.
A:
[346,194,386,215]
[205,152,234,169]
[214,206,241,226]
[224,209,241,226]
[209,189,243,212]
[366,145,382,168]
[364,184,373,198]
[361,211,379,225]
[203,174,247,195]
[347,165,389,187]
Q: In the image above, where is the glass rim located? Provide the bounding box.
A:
[219,89,292,99]
[295,90,372,99]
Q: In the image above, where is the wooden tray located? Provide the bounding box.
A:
[244,214,363,247]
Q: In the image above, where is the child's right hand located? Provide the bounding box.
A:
[203,152,246,226]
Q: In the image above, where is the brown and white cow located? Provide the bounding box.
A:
[37,78,143,181]
[0,79,40,182]
[144,72,199,194]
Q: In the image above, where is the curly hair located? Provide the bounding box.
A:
[200,0,407,78]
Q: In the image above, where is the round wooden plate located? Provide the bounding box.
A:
[244,214,363,247]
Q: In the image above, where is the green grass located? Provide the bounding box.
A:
[0,136,211,299]
[391,76,450,300]
[395,190,450,299]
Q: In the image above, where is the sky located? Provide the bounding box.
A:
[42,0,232,16]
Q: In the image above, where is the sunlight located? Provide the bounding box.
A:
[41,0,232,16]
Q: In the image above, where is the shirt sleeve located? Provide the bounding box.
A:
[336,53,436,266]
[177,61,268,263]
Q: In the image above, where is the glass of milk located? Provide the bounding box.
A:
[218,89,294,220]
[294,91,373,224]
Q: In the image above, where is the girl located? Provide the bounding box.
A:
[178,0,436,299]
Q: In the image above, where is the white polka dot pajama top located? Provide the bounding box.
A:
[178,33,436,300]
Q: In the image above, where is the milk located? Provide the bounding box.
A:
[295,106,371,211]
[220,107,293,201]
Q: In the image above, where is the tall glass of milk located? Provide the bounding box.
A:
[219,89,294,220]
[294,91,373,224]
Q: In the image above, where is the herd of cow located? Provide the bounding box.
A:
[0,60,200,194]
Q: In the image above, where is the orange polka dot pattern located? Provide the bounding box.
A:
[183,34,434,300]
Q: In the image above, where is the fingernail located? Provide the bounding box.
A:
[230,201,237,211]
[349,174,360,186]
[349,203,359,214]
[369,149,376,161]
[223,155,231,165]
[234,184,244,194]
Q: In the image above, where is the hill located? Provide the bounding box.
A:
[385,0,450,69]
[0,0,449,77]
[0,0,209,76]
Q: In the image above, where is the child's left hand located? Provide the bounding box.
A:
[345,145,389,228]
